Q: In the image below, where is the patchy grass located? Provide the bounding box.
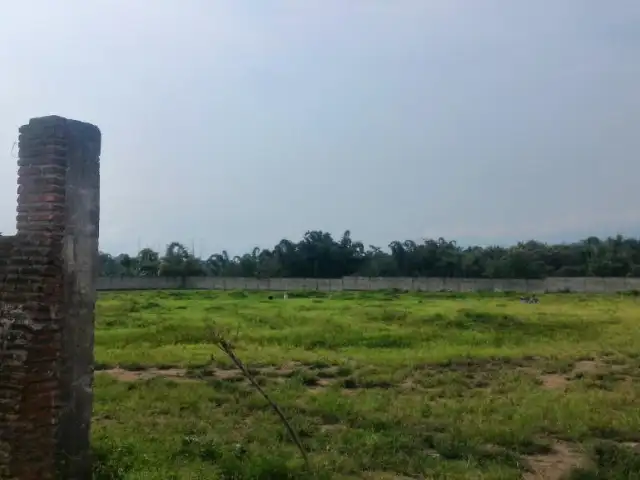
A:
[93,290,640,479]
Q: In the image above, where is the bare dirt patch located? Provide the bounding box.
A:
[100,362,350,389]
[432,356,538,373]
[319,423,346,433]
[361,473,415,480]
[103,367,198,383]
[533,357,635,391]
[523,441,588,480]
[260,365,298,377]
[400,378,420,391]
[538,374,569,391]
[534,360,599,390]
[622,441,640,453]
[571,358,631,376]
[572,360,600,375]
[307,378,333,394]
[209,368,245,381]
[202,361,338,380]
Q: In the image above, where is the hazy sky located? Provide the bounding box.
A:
[1,1,639,256]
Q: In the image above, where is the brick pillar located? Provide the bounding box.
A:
[0,116,100,480]
[57,118,101,479]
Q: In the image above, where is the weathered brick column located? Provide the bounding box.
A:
[0,116,100,479]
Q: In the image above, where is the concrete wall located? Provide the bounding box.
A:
[0,116,100,479]
[96,275,640,293]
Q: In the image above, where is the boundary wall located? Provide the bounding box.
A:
[96,276,640,294]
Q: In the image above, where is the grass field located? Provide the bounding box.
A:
[93,290,640,479]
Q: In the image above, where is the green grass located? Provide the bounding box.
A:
[93,290,640,479]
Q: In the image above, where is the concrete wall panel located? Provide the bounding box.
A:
[96,276,639,293]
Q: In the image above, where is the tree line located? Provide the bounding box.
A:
[98,231,640,279]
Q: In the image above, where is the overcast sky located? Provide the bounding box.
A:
[1,1,638,256]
